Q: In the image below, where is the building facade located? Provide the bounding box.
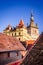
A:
[3,13,39,41]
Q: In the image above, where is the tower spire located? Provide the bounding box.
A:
[30,11,34,21]
[30,11,35,27]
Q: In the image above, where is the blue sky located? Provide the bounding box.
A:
[0,0,43,33]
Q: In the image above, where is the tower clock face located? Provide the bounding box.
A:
[35,30,36,33]
[33,29,39,36]
[32,28,37,34]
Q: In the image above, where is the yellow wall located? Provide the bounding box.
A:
[3,27,32,41]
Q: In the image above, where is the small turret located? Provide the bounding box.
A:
[17,19,25,28]
[36,23,38,28]
[19,19,24,26]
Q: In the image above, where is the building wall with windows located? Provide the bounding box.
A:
[3,24,33,42]
[3,13,39,41]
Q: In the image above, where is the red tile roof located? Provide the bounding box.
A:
[26,40,35,45]
[0,33,26,52]
[19,20,24,25]
[26,32,43,52]
[17,20,24,28]
[26,40,35,51]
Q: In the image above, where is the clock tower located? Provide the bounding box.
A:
[27,13,39,40]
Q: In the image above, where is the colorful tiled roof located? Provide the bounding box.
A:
[26,40,35,44]
[17,20,25,28]
[0,33,26,52]
[25,40,35,51]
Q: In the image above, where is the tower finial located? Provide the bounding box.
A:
[30,10,34,21]
[31,10,33,17]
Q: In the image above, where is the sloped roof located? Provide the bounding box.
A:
[0,33,26,52]
[26,40,35,45]
[4,24,12,31]
[20,32,43,65]
[26,40,35,50]
[19,19,24,25]
[26,44,33,51]
[17,19,25,28]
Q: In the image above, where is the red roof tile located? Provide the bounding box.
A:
[17,20,24,28]
[19,19,24,25]
[25,40,35,51]
[0,33,26,52]
[26,40,35,45]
